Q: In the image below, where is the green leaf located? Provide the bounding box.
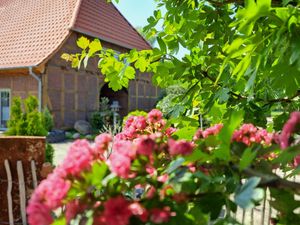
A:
[234,177,264,209]
[77,36,90,50]
[173,126,198,141]
[89,39,102,55]
[165,157,185,174]
[51,217,66,225]
[239,148,257,171]
[215,110,244,161]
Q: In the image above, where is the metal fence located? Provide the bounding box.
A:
[233,171,300,225]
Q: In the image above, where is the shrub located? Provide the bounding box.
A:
[6,96,47,136]
[27,110,300,225]
[42,107,54,132]
[45,143,54,164]
[90,111,104,130]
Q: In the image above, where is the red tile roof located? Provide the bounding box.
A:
[73,0,151,51]
[0,0,151,70]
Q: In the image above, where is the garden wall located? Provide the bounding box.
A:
[0,136,45,224]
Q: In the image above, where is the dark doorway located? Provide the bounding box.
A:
[100,84,129,117]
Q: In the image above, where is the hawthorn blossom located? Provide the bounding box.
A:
[27,173,71,225]
[135,135,156,156]
[165,127,177,137]
[108,153,132,178]
[129,202,148,222]
[148,109,163,124]
[66,200,86,223]
[150,207,174,224]
[193,124,223,140]
[27,201,53,225]
[94,133,112,154]
[102,196,132,225]
[61,139,94,176]
[232,124,273,146]
[112,140,136,159]
[168,139,194,156]
[279,111,300,149]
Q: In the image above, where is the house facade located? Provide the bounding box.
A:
[0,0,160,129]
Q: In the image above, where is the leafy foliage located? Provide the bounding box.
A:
[27,110,300,225]
[63,0,300,129]
[6,96,47,136]
[46,143,54,165]
[42,107,54,132]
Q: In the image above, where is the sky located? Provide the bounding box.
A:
[115,0,157,28]
[115,0,188,58]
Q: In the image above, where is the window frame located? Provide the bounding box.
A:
[0,88,11,130]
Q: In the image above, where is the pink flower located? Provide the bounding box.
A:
[146,186,156,199]
[133,116,148,130]
[27,201,53,225]
[102,196,132,225]
[27,172,71,225]
[280,112,300,149]
[294,155,300,167]
[168,139,194,156]
[165,127,177,137]
[157,174,169,183]
[32,173,70,209]
[108,153,132,178]
[136,136,156,156]
[62,139,94,176]
[146,165,156,176]
[202,124,223,138]
[150,207,174,224]
[232,124,273,146]
[148,109,163,124]
[66,200,86,223]
[113,140,136,159]
[94,133,112,154]
[129,202,148,222]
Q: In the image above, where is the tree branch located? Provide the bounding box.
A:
[236,166,300,195]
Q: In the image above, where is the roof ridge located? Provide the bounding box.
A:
[69,0,83,29]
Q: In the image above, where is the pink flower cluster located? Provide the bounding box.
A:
[232,124,273,146]
[27,136,113,225]
[279,112,300,149]
[193,124,223,140]
[95,196,173,225]
[168,139,194,156]
[279,112,300,167]
[120,109,168,141]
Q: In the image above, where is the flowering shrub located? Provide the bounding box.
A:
[27,110,300,225]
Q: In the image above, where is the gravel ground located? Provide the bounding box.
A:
[52,140,73,166]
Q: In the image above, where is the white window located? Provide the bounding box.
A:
[0,89,10,130]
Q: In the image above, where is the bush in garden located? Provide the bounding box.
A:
[27,109,300,225]
[90,98,114,130]
[45,143,55,165]
[90,111,104,130]
[42,107,54,132]
[6,96,47,136]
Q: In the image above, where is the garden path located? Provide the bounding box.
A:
[52,141,73,166]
